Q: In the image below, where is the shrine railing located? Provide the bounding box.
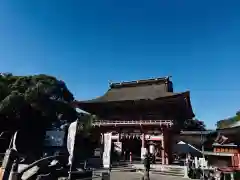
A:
[92,120,173,126]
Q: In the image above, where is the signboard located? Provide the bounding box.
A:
[103,133,112,168]
[44,131,65,147]
[214,147,238,154]
[149,145,155,154]
[67,121,78,165]
[145,135,163,141]
[114,142,122,154]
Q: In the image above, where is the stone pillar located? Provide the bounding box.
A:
[183,166,189,178]
[161,137,165,165]
[165,153,169,165]
[142,133,145,148]
[164,131,169,165]
[141,133,146,160]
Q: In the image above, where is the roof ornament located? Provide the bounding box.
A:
[166,76,172,80]
[108,80,113,86]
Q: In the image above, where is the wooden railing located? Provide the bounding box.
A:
[92,120,173,126]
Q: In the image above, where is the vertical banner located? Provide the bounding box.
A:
[194,157,198,168]
[67,121,78,165]
[103,133,112,168]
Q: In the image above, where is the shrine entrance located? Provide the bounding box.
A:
[76,77,195,166]
[121,137,141,161]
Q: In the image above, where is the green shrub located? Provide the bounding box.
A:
[234,171,240,179]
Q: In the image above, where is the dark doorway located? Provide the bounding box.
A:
[122,138,141,161]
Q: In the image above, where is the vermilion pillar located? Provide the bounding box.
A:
[232,153,240,167]
[161,127,172,165]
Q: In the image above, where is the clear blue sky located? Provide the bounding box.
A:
[1,0,240,129]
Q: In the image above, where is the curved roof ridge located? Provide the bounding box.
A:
[109,76,171,89]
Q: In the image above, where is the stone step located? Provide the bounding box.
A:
[111,166,136,172]
[151,171,184,177]
[136,167,184,172]
[112,168,136,172]
[162,168,184,172]
[138,169,185,177]
[111,165,130,167]
[166,170,184,173]
[165,167,184,170]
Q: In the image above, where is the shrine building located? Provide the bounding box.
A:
[75,76,195,164]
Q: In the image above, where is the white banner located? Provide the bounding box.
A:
[67,121,78,165]
[103,133,112,168]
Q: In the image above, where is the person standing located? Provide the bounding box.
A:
[143,149,151,180]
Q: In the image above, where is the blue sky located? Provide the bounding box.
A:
[1,0,240,128]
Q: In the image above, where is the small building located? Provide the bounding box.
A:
[184,128,240,169]
[75,76,194,164]
[206,126,240,169]
[205,143,240,168]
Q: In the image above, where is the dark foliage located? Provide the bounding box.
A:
[0,73,78,156]
[182,119,206,131]
[216,111,240,129]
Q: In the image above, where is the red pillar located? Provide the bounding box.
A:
[232,153,240,167]
[238,153,240,168]
[164,127,173,165]
[161,127,172,165]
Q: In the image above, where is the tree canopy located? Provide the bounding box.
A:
[182,118,206,131]
[0,73,100,159]
[0,73,77,133]
[216,110,240,129]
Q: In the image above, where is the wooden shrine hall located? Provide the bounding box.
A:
[75,76,195,164]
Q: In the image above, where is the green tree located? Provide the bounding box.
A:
[76,113,97,136]
[216,111,240,129]
[182,118,206,131]
[0,73,77,156]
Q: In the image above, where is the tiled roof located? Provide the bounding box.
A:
[81,76,174,102]
[74,76,194,119]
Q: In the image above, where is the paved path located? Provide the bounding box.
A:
[109,171,189,180]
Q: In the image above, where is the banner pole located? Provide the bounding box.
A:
[68,119,80,180]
